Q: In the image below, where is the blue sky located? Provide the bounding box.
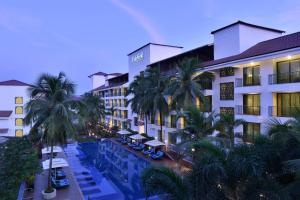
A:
[0,0,300,94]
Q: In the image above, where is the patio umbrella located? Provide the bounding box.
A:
[129,134,146,140]
[42,158,69,170]
[117,129,131,135]
[144,140,165,147]
[42,146,63,154]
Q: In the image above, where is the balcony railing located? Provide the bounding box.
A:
[236,105,260,115]
[268,106,300,117]
[236,76,260,87]
[269,71,300,84]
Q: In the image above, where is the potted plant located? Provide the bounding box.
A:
[42,187,56,200]
[26,175,35,189]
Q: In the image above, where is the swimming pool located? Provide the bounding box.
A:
[64,139,151,200]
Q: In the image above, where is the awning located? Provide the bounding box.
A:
[42,158,69,170]
[117,129,131,135]
[42,146,63,154]
[144,140,165,147]
[129,134,146,140]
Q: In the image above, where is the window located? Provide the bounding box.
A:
[243,66,260,86]
[220,82,234,100]
[168,133,177,145]
[15,129,23,137]
[243,123,260,143]
[199,96,212,112]
[15,118,23,126]
[15,106,23,114]
[277,93,300,117]
[15,97,23,104]
[277,59,300,83]
[243,94,260,115]
[220,67,234,77]
[170,115,177,128]
[220,107,234,115]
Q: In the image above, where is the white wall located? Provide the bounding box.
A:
[91,75,105,89]
[0,85,30,137]
[213,23,282,59]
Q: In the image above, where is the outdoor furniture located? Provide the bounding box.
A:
[120,138,130,145]
[42,146,63,154]
[52,169,66,179]
[133,143,145,151]
[128,142,138,148]
[142,148,154,155]
[150,150,164,160]
[42,158,69,170]
[51,177,70,189]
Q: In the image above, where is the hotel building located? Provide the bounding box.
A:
[0,80,31,137]
[90,72,130,129]
[91,21,300,145]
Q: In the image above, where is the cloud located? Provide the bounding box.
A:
[110,0,164,43]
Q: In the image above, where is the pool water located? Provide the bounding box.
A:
[64,139,151,200]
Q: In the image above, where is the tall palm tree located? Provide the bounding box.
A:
[78,92,106,135]
[215,113,245,147]
[180,106,216,143]
[127,73,153,134]
[24,72,79,193]
[145,67,169,141]
[165,57,214,110]
[141,166,189,200]
[108,105,117,127]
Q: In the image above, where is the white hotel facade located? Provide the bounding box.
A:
[0,80,31,137]
[91,21,300,144]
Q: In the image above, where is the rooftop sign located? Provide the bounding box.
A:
[131,52,144,63]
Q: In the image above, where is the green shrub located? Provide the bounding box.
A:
[0,137,41,200]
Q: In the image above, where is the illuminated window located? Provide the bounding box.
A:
[15,97,23,104]
[15,129,23,137]
[220,82,234,100]
[220,67,234,77]
[15,118,23,126]
[15,106,23,114]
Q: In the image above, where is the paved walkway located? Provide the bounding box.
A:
[110,138,191,174]
[33,150,84,200]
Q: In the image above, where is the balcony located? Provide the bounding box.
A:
[236,105,260,115]
[268,106,300,117]
[269,71,300,84]
[165,121,177,128]
[236,76,260,87]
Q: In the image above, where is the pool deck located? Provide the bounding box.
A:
[110,138,191,174]
[33,151,84,200]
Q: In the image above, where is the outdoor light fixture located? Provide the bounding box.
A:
[287,55,292,60]
[250,62,254,66]
[191,148,195,152]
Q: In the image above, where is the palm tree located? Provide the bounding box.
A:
[215,113,245,147]
[145,67,169,141]
[79,92,106,135]
[180,106,216,143]
[24,72,79,193]
[165,57,214,110]
[141,166,189,200]
[108,105,117,127]
[127,73,153,134]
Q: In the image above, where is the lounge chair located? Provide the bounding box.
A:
[142,148,154,155]
[120,138,130,145]
[52,169,66,179]
[150,151,164,160]
[51,177,70,189]
[133,143,145,151]
[128,142,138,148]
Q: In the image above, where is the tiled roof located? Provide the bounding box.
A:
[211,21,285,34]
[0,129,8,134]
[88,72,122,78]
[92,81,127,92]
[0,80,31,86]
[202,32,300,67]
[0,111,13,117]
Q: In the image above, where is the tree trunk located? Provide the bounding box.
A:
[159,112,163,141]
[145,114,148,136]
[48,144,54,190]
